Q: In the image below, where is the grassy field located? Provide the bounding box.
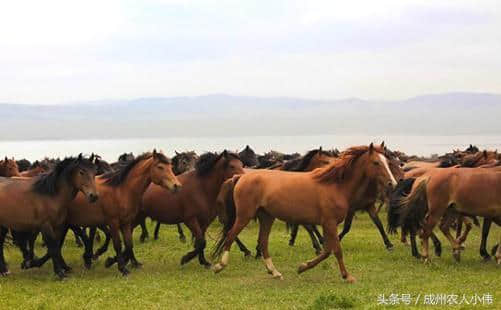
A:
[0,213,499,309]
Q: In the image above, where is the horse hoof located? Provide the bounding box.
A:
[131,262,143,269]
[212,263,224,273]
[21,260,32,269]
[105,257,115,268]
[386,244,394,251]
[0,270,10,276]
[422,257,431,264]
[482,255,491,262]
[84,262,92,270]
[179,236,186,243]
[63,266,72,274]
[297,263,308,274]
[120,268,130,276]
[272,272,283,280]
[243,251,252,258]
[180,256,189,266]
[92,254,100,261]
[345,275,357,284]
[140,235,148,243]
[453,250,461,262]
[201,262,211,269]
[55,271,67,280]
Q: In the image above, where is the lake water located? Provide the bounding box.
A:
[1,135,501,162]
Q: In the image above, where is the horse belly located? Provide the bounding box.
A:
[263,185,320,224]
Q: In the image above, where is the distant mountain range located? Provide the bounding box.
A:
[1,92,500,140]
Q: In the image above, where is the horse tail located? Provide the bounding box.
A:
[387,178,415,234]
[211,175,241,259]
[397,179,429,235]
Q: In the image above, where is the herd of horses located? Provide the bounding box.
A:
[0,143,499,283]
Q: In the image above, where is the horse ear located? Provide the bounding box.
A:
[153,149,158,158]
[483,150,488,158]
[90,153,95,162]
[245,145,250,150]
[369,143,374,153]
[4,156,7,161]
[78,153,83,161]
[222,150,228,158]
[175,150,180,155]
[380,141,385,148]
[319,146,322,152]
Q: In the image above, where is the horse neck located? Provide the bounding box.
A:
[123,158,154,199]
[335,157,373,203]
[200,165,227,201]
[54,177,79,205]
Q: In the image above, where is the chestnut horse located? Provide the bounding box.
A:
[31,151,181,276]
[0,157,20,177]
[212,144,397,283]
[337,144,404,251]
[391,167,501,264]
[131,151,243,268]
[0,154,98,278]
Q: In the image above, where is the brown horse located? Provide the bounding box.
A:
[337,144,404,251]
[132,151,244,268]
[212,144,397,283]
[0,154,98,278]
[0,157,20,177]
[31,150,181,276]
[392,167,501,263]
[149,150,199,242]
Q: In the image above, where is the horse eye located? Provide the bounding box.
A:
[373,161,380,166]
[79,170,85,175]
[157,166,164,170]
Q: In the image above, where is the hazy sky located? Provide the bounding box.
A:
[1,0,500,104]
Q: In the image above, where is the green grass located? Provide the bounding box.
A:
[0,213,499,309]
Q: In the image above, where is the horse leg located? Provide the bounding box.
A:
[94,226,111,260]
[177,223,186,243]
[431,232,442,257]
[410,231,421,258]
[153,221,161,241]
[367,204,394,250]
[213,217,252,273]
[439,211,462,262]
[338,210,354,241]
[312,225,324,244]
[72,226,83,247]
[122,224,141,268]
[455,215,463,239]
[298,220,356,283]
[40,226,65,279]
[401,229,410,245]
[288,223,299,246]
[105,221,129,276]
[256,213,282,279]
[0,227,9,276]
[196,223,211,268]
[234,237,252,257]
[457,217,473,248]
[180,218,205,266]
[480,218,492,261]
[304,224,322,255]
[138,218,149,243]
[55,226,72,273]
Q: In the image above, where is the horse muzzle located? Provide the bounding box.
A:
[88,193,99,203]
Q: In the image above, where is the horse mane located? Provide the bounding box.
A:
[101,152,170,187]
[312,145,380,183]
[283,148,329,172]
[461,151,486,167]
[195,151,240,176]
[32,156,94,196]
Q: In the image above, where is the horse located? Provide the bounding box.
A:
[15,159,31,172]
[238,145,258,168]
[0,154,98,278]
[389,167,501,264]
[212,144,398,283]
[336,144,404,251]
[19,160,50,177]
[127,151,244,268]
[273,147,337,255]
[0,157,20,177]
[30,150,181,276]
[148,150,199,242]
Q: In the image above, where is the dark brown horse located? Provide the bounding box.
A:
[133,151,243,268]
[31,151,181,276]
[0,157,20,177]
[213,144,397,283]
[0,154,98,278]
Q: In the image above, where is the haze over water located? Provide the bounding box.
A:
[1,135,500,162]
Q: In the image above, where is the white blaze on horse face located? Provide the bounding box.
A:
[378,154,397,186]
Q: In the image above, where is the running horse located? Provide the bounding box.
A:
[390,166,501,264]
[130,151,243,268]
[30,150,181,276]
[0,154,98,278]
[212,144,397,283]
